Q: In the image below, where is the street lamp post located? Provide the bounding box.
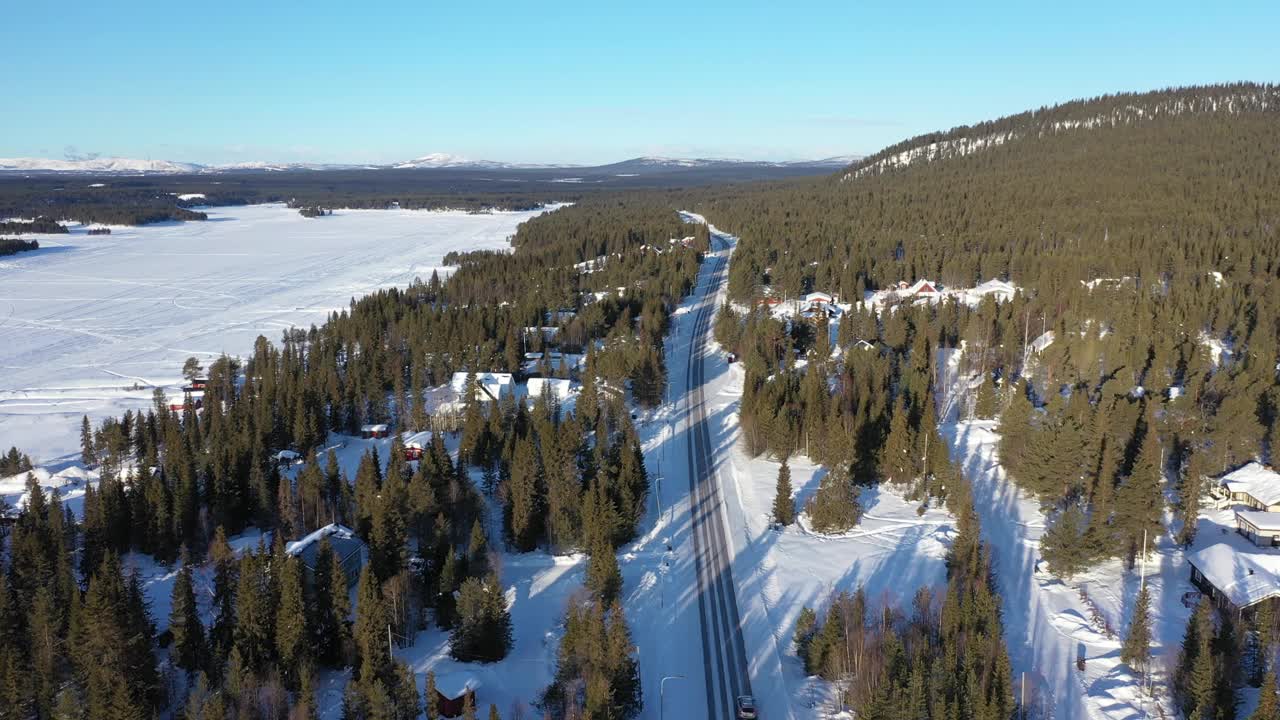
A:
[660,675,685,720]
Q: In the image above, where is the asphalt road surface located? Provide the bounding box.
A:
[685,234,753,719]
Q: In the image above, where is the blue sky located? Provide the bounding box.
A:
[2,1,1277,165]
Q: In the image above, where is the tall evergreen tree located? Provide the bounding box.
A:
[1121,583,1153,673]
[773,459,795,526]
[169,558,207,674]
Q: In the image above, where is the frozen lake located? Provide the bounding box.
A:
[0,203,553,463]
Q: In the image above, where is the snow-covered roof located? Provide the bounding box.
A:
[360,423,388,433]
[526,377,571,401]
[285,523,365,569]
[804,291,833,303]
[434,672,481,697]
[1187,541,1280,608]
[1237,510,1280,532]
[402,430,432,450]
[970,279,1016,297]
[904,279,940,295]
[1222,463,1280,507]
[274,450,301,461]
[449,372,514,399]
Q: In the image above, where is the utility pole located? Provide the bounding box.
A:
[1021,671,1026,720]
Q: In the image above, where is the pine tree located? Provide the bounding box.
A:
[169,558,207,674]
[1121,583,1153,672]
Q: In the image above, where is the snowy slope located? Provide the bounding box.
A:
[0,203,555,467]
[0,156,203,173]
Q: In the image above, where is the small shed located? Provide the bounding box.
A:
[360,424,390,439]
[286,524,367,587]
[434,674,480,718]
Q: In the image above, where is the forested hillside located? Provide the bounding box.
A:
[699,83,1280,717]
[0,197,702,718]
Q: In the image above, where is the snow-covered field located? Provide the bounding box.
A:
[0,203,553,466]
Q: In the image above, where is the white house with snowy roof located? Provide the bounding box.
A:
[1188,538,1280,610]
[449,371,514,403]
[1217,462,1280,511]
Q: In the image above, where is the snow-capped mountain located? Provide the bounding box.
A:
[391,153,570,170]
[0,156,204,174]
[0,152,860,175]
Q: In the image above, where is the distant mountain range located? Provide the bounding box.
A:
[0,153,861,175]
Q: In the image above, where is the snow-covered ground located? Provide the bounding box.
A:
[668,219,955,719]
[936,348,1200,719]
[0,203,554,466]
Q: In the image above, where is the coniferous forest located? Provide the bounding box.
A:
[2,82,1279,719]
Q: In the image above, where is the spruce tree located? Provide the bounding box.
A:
[312,538,352,667]
[1121,583,1153,673]
[1114,415,1165,566]
[1251,671,1279,720]
[449,576,512,663]
[80,415,96,466]
[1040,502,1094,579]
[586,537,623,606]
[169,558,207,674]
[880,395,916,486]
[425,670,439,719]
[773,459,795,526]
[274,553,311,687]
[806,466,861,533]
